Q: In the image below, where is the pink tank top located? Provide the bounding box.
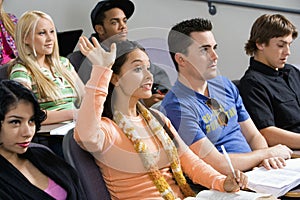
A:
[44,178,67,200]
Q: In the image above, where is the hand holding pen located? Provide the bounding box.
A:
[221,145,248,192]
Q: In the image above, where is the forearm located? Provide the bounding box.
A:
[190,139,267,173]
[180,148,226,192]
[74,66,112,151]
[204,149,266,174]
[240,119,268,150]
[42,109,75,124]
[261,126,300,149]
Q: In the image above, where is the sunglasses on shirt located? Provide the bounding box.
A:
[206,98,228,127]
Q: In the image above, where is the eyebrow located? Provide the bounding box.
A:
[278,39,292,44]
[130,59,150,64]
[198,44,218,49]
[7,114,34,119]
[7,115,23,119]
[110,17,127,21]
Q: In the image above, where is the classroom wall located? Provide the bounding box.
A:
[5,0,300,81]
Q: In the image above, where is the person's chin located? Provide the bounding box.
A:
[142,94,152,99]
[116,36,127,42]
[206,72,218,80]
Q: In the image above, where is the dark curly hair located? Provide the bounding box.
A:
[0,80,46,133]
[168,18,213,71]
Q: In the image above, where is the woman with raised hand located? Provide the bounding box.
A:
[9,10,84,125]
[0,80,85,200]
[74,36,248,200]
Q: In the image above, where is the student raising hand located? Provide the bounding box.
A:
[79,36,116,68]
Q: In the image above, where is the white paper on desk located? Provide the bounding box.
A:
[50,121,75,135]
[245,158,300,197]
[194,190,272,200]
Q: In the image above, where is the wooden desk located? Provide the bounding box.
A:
[285,185,300,198]
[292,150,300,159]
[38,121,75,135]
[38,123,65,134]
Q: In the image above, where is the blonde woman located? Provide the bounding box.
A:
[0,0,18,65]
[9,11,84,125]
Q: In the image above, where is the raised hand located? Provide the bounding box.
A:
[79,36,116,68]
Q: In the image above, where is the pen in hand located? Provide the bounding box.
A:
[221,145,236,179]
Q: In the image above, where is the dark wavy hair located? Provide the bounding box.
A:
[102,40,146,119]
[0,80,46,132]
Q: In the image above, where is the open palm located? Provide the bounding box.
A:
[79,36,116,68]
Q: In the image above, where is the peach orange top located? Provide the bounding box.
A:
[74,66,226,200]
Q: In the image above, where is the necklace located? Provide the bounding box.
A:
[113,102,195,200]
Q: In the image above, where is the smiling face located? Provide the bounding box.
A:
[0,100,35,158]
[25,17,56,58]
[113,49,153,102]
[256,34,293,69]
[182,31,218,82]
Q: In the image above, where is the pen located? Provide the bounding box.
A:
[221,145,236,179]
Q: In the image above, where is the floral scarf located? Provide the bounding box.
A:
[113,102,195,200]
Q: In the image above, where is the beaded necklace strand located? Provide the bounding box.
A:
[113,102,195,200]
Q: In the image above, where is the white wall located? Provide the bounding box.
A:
[5,0,300,80]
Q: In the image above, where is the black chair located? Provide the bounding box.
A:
[0,64,9,80]
[57,29,83,57]
[29,142,53,152]
[62,128,111,200]
[232,79,241,91]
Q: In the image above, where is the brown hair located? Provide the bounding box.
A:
[245,14,298,56]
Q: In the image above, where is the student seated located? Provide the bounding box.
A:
[160,18,292,175]
[0,80,85,200]
[69,0,171,108]
[9,10,84,125]
[74,36,248,199]
[239,14,300,150]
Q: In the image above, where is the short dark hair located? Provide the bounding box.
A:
[91,0,135,30]
[245,14,298,56]
[168,18,213,71]
[0,80,46,132]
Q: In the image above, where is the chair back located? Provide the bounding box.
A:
[232,79,241,91]
[62,129,111,200]
[0,64,9,80]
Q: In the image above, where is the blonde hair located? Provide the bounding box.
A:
[0,0,16,38]
[13,10,81,105]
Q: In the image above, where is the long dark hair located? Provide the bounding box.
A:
[0,80,46,132]
[103,40,145,119]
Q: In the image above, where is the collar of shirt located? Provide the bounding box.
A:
[249,57,291,78]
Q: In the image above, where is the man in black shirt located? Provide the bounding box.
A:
[239,14,300,149]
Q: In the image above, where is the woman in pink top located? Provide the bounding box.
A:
[74,36,248,200]
[0,80,85,199]
[0,0,18,65]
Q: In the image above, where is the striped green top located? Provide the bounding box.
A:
[9,57,78,111]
